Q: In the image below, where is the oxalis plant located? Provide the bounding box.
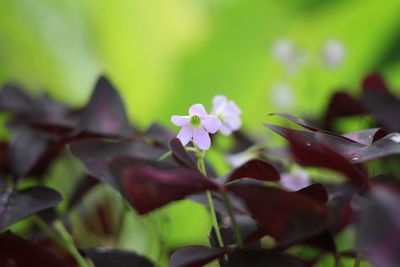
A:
[1,73,400,267]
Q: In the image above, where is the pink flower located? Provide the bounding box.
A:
[171,104,221,150]
[211,95,241,136]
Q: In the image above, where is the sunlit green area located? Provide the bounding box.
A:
[1,1,400,266]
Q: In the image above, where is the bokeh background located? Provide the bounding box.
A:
[1,1,400,266]
[2,0,400,131]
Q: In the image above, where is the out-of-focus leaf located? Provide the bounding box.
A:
[69,138,169,190]
[109,157,220,214]
[0,186,62,229]
[75,76,134,136]
[0,231,67,267]
[355,186,400,267]
[170,246,229,267]
[228,183,330,246]
[227,159,280,183]
[85,248,154,267]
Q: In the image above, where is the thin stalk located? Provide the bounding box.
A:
[53,220,92,267]
[221,193,244,248]
[354,251,361,267]
[196,151,224,249]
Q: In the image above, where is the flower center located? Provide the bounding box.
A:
[190,115,201,127]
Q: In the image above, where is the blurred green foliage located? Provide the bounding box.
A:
[1,1,400,265]
[1,0,400,131]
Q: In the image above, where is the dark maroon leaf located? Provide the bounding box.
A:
[0,231,67,267]
[67,176,99,209]
[85,248,153,267]
[77,77,133,136]
[264,123,370,189]
[362,72,389,93]
[342,128,386,145]
[227,159,280,183]
[145,123,175,147]
[109,157,220,214]
[170,246,229,267]
[269,112,353,140]
[9,128,53,177]
[352,133,400,163]
[69,138,170,190]
[224,249,307,267]
[361,74,400,132]
[0,142,10,174]
[0,186,62,229]
[170,138,196,169]
[355,186,400,267]
[297,183,328,203]
[0,84,37,114]
[322,91,366,129]
[228,183,330,246]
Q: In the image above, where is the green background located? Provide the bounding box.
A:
[1,1,397,266]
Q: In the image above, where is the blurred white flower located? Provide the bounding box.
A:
[322,39,345,68]
[226,151,253,168]
[272,39,307,75]
[211,95,242,136]
[272,39,294,62]
[281,168,311,191]
[271,83,294,109]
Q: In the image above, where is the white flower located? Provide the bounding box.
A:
[271,83,294,109]
[323,39,345,68]
[281,169,311,191]
[211,95,242,136]
[171,104,221,150]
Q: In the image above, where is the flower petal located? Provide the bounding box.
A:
[171,115,190,126]
[211,95,227,114]
[177,126,193,146]
[224,115,241,131]
[189,104,207,117]
[202,115,221,134]
[226,101,241,115]
[193,127,211,150]
[219,124,233,136]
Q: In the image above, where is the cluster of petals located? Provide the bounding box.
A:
[171,95,241,150]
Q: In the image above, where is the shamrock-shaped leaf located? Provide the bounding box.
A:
[109,157,220,214]
[0,231,67,267]
[0,186,62,229]
[85,248,154,267]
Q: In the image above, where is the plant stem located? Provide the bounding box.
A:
[53,220,92,267]
[354,252,361,267]
[158,150,172,161]
[195,148,225,249]
[221,193,244,248]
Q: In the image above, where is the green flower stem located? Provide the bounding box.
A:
[354,252,361,267]
[195,148,225,250]
[53,220,92,267]
[221,193,244,248]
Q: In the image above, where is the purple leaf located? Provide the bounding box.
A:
[228,183,330,245]
[355,186,400,267]
[0,186,62,228]
[264,123,370,189]
[170,138,196,169]
[69,138,170,190]
[227,159,280,183]
[0,231,67,267]
[109,157,220,214]
[297,183,328,203]
[170,246,229,267]
[85,248,153,267]
[224,249,308,267]
[322,91,366,129]
[76,77,133,136]
[361,74,400,132]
